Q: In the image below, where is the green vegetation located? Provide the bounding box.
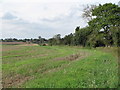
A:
[2,45,118,88]
[1,2,119,88]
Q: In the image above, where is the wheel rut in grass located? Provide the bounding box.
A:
[3,74,33,88]
[2,47,90,88]
[54,51,89,61]
[43,51,90,74]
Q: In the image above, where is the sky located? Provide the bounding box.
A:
[0,0,119,39]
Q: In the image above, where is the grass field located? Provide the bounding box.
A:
[2,45,118,88]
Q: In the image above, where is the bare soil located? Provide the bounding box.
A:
[2,74,32,88]
[1,42,27,45]
[19,44,38,46]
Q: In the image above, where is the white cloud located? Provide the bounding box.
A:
[2,12,17,20]
[1,8,86,39]
[2,2,79,22]
[2,0,119,3]
[1,0,119,39]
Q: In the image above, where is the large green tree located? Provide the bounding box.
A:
[88,3,120,47]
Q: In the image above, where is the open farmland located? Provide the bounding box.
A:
[1,42,27,45]
[2,45,118,88]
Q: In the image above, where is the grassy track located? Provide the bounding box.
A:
[2,45,118,88]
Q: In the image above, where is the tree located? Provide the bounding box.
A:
[63,33,74,46]
[87,31,106,47]
[82,4,96,22]
[48,34,61,45]
[53,34,61,45]
[110,26,120,46]
[38,36,43,45]
[74,26,93,46]
[88,3,120,47]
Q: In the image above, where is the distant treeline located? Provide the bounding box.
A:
[1,3,120,47]
[1,37,48,45]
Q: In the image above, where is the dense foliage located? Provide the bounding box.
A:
[47,3,120,47]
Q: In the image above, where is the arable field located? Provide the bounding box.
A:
[2,45,118,88]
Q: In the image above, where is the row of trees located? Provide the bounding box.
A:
[48,3,120,47]
[1,3,120,47]
[1,37,47,45]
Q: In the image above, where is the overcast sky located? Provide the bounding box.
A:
[0,0,119,39]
